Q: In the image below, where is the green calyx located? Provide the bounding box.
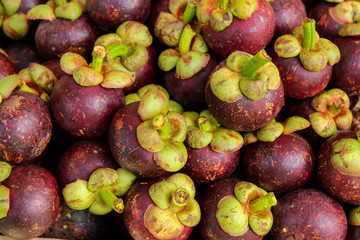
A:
[309,112,337,138]
[348,206,360,226]
[210,50,279,102]
[274,17,340,71]
[0,162,11,182]
[0,185,10,219]
[2,0,20,16]
[217,181,276,237]
[310,89,352,136]
[154,12,185,47]
[331,138,360,176]
[54,2,83,20]
[329,1,360,26]
[3,13,29,40]
[147,173,201,231]
[62,167,136,215]
[26,4,56,21]
[0,74,20,104]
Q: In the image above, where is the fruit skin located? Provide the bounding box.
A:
[50,75,125,139]
[0,51,18,79]
[87,0,152,32]
[56,140,118,188]
[271,188,347,240]
[0,164,61,239]
[202,0,275,58]
[317,131,360,205]
[182,145,241,184]
[242,133,314,193]
[199,178,264,240]
[108,101,166,178]
[330,36,360,96]
[205,61,284,132]
[0,91,52,165]
[346,226,360,240]
[268,47,333,99]
[35,14,100,60]
[123,178,193,240]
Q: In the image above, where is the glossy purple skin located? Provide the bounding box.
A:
[242,133,314,193]
[50,75,125,139]
[202,0,275,58]
[56,140,118,187]
[149,0,170,28]
[268,47,333,99]
[270,0,307,39]
[0,164,61,239]
[271,188,347,240]
[122,45,157,95]
[87,0,152,32]
[182,145,241,184]
[124,178,193,240]
[0,91,52,165]
[4,40,43,70]
[0,51,18,79]
[205,61,284,132]
[163,54,219,111]
[199,178,264,240]
[331,37,360,95]
[42,200,108,240]
[317,131,360,205]
[307,1,342,40]
[108,102,166,178]
[35,14,100,60]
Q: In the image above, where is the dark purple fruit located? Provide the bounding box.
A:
[50,75,125,139]
[271,188,347,239]
[0,164,61,239]
[242,133,314,193]
[0,91,52,165]
[0,51,18,79]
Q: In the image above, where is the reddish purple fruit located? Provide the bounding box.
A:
[271,188,347,239]
[242,133,314,193]
[50,75,125,139]
[0,91,52,165]
[0,164,61,239]
[0,51,18,79]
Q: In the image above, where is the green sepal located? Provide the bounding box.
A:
[55,2,82,20]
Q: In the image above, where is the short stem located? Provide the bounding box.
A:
[170,188,190,211]
[54,0,67,6]
[302,18,316,51]
[241,49,271,79]
[91,45,107,73]
[98,188,124,214]
[220,0,229,11]
[182,0,198,24]
[249,192,277,213]
[153,113,172,139]
[106,43,130,60]
[179,25,196,56]
[198,116,212,132]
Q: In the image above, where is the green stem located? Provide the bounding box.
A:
[220,0,229,11]
[249,192,277,212]
[91,45,107,73]
[106,43,130,60]
[241,49,271,79]
[153,113,172,139]
[170,188,190,211]
[98,188,124,214]
[179,25,196,56]
[182,0,197,24]
[54,0,68,6]
[198,116,212,132]
[302,18,316,51]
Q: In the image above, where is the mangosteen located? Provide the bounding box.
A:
[271,188,348,239]
[198,0,276,58]
[123,173,200,239]
[205,49,284,132]
[269,0,307,39]
[199,178,277,239]
[269,17,340,99]
[242,117,314,193]
[181,110,243,184]
[27,1,100,60]
[86,0,151,32]
[317,130,360,205]
[0,164,61,239]
[159,24,219,110]
[108,84,189,178]
[149,0,170,28]
[56,140,119,188]
[0,49,18,79]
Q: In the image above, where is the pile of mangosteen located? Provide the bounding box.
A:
[0,0,360,239]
